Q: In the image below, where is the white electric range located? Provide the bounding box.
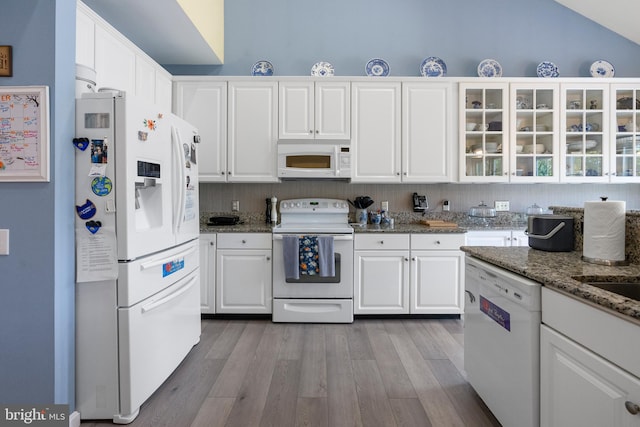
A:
[272,198,354,323]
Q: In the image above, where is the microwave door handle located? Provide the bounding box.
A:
[334,145,339,176]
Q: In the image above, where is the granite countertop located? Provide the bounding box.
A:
[461,246,640,324]
[351,223,466,233]
[200,223,274,233]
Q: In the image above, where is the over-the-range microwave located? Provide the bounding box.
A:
[277,142,351,179]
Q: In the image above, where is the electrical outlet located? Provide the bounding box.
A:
[494,200,510,211]
[232,200,239,212]
[443,200,450,211]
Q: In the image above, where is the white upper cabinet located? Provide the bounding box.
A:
[228,81,279,182]
[77,1,172,110]
[510,83,560,182]
[279,81,350,140]
[610,84,640,182]
[76,4,95,69]
[402,82,452,182]
[459,82,510,182]
[560,83,610,182]
[173,80,227,182]
[94,24,136,95]
[351,81,402,183]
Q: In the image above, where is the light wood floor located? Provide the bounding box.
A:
[81,318,501,427]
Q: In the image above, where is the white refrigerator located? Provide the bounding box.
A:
[74,91,201,423]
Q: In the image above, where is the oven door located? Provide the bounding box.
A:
[272,233,353,298]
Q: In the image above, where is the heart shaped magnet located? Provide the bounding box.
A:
[73,137,89,151]
[85,220,102,234]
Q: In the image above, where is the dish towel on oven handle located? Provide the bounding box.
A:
[282,235,300,280]
[283,235,335,279]
[317,235,335,277]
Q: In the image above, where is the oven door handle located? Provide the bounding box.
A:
[272,234,353,241]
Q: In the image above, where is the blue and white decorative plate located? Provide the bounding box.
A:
[420,57,447,77]
[590,60,615,77]
[537,61,559,78]
[477,59,502,77]
[365,58,390,77]
[311,61,334,77]
[251,60,274,76]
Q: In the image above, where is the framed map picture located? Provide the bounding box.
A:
[0,86,50,182]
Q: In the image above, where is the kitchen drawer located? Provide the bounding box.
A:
[355,233,410,250]
[217,233,272,249]
[411,233,465,250]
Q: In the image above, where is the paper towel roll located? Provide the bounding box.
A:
[583,200,626,263]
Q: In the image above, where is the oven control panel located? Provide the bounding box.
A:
[280,198,349,213]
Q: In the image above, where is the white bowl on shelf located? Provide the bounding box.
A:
[524,144,545,154]
[485,142,499,152]
[515,145,524,153]
[466,123,477,131]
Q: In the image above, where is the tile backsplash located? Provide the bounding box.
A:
[200,182,640,214]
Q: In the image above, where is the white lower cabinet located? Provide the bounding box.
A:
[411,234,465,314]
[216,233,272,314]
[541,287,640,427]
[354,234,410,314]
[541,325,640,427]
[465,229,529,246]
[199,234,216,314]
[354,233,464,315]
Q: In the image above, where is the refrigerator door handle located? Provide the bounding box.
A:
[139,246,197,271]
[171,126,187,235]
[140,275,197,314]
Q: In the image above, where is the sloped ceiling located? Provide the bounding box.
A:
[82,0,223,65]
[553,0,640,45]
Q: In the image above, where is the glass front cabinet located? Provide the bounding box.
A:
[510,83,560,182]
[459,82,510,182]
[560,83,609,182]
[611,84,640,182]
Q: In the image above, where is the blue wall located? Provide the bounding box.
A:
[0,0,76,408]
[166,0,640,77]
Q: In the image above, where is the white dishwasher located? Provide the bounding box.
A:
[464,257,542,427]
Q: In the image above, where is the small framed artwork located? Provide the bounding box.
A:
[0,46,12,77]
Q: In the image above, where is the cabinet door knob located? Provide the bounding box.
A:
[266,256,271,261]
[625,401,640,415]
[309,130,313,134]
[435,240,441,245]
[209,242,214,246]
[242,239,247,244]
[411,257,416,261]
[315,130,319,134]
[378,240,384,244]
[396,172,400,176]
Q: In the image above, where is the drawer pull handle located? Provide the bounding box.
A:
[242,239,247,244]
[435,240,441,245]
[625,401,640,415]
[378,240,384,244]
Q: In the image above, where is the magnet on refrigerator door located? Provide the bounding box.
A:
[73,137,89,151]
[91,176,112,196]
[85,220,102,234]
[76,199,97,220]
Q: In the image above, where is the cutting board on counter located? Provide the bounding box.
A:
[419,219,458,228]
